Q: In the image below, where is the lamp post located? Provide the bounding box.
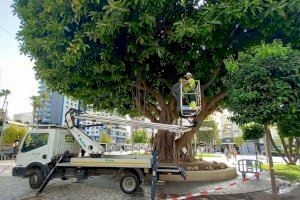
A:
[0,102,8,151]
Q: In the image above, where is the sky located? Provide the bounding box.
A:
[0,0,38,118]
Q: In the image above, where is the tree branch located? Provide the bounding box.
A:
[143,81,167,109]
[269,134,289,164]
[148,103,161,117]
[288,137,293,159]
[134,93,158,123]
[159,77,172,90]
[132,80,167,112]
[171,98,179,122]
[207,91,228,110]
[292,137,300,164]
[132,83,153,93]
[168,91,175,109]
[202,66,221,90]
[279,135,292,163]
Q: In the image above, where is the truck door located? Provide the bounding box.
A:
[16,132,50,168]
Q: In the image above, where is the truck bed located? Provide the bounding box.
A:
[57,157,152,168]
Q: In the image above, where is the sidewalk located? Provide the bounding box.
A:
[0,160,15,176]
[198,153,298,167]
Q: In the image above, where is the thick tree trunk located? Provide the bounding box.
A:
[154,130,176,162]
[153,108,176,162]
[153,113,206,162]
[174,134,195,161]
[174,112,207,162]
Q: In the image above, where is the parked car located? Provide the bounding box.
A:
[0,149,17,159]
[0,151,5,159]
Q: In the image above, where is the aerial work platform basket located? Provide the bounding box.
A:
[179,80,201,117]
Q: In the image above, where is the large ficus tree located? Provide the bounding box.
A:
[13,0,299,161]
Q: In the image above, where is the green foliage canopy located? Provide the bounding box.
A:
[233,136,245,147]
[197,118,218,145]
[278,115,300,138]
[132,129,148,144]
[30,95,41,110]
[241,122,264,140]
[125,138,131,144]
[100,132,112,144]
[0,89,11,98]
[0,89,11,110]
[2,125,27,145]
[226,41,300,126]
[13,0,300,118]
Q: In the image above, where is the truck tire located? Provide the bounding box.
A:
[120,172,139,194]
[61,177,68,181]
[29,169,44,189]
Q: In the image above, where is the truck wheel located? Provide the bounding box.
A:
[120,172,139,194]
[29,169,44,189]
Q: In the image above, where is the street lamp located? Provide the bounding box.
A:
[0,102,8,151]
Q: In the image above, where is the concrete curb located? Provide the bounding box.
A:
[160,167,237,182]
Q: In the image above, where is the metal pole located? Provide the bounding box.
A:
[151,150,159,200]
[194,134,197,156]
[254,139,258,161]
[0,102,8,151]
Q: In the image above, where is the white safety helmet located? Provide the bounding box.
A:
[185,72,192,78]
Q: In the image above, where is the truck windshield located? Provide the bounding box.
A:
[21,133,49,152]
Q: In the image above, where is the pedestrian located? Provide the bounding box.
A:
[233,147,238,161]
[13,142,17,152]
[224,148,231,161]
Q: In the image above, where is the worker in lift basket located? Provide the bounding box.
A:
[172,72,197,111]
[181,72,197,109]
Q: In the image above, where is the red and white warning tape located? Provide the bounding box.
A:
[0,162,14,174]
[168,170,269,200]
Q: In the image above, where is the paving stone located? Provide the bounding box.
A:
[0,161,297,200]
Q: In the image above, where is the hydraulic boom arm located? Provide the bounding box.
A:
[65,111,104,155]
[65,109,192,156]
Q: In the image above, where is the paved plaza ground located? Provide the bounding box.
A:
[0,155,299,200]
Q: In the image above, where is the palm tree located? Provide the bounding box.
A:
[1,89,11,110]
[39,92,50,124]
[30,95,41,125]
[40,92,49,107]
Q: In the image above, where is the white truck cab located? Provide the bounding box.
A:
[13,126,80,187]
